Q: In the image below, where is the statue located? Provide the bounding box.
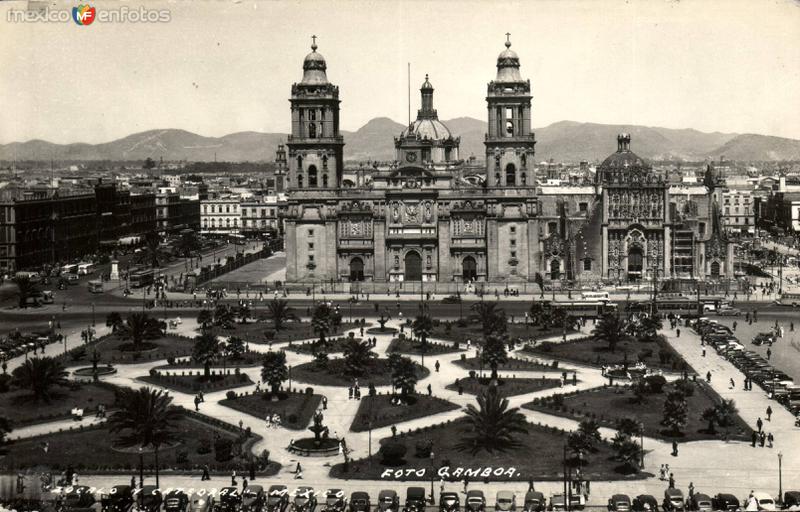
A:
[308,410,327,447]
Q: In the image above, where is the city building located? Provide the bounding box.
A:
[200,196,241,235]
[721,189,755,234]
[241,196,282,237]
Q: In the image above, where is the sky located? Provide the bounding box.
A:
[0,0,799,145]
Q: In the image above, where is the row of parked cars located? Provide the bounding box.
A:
[692,318,800,415]
[608,489,800,512]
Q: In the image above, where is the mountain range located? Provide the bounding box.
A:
[3,118,800,163]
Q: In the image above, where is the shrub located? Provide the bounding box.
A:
[538,342,555,353]
[226,390,237,400]
[0,374,12,393]
[674,379,695,397]
[176,450,189,464]
[214,437,234,462]
[644,374,667,393]
[264,330,276,339]
[167,357,176,365]
[379,442,407,466]
[414,440,433,458]
[637,348,653,362]
[197,437,212,455]
[456,318,468,328]
[305,387,314,395]
[149,368,158,377]
[468,370,476,378]
[234,367,241,376]
[287,413,298,424]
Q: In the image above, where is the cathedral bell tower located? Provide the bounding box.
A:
[484,34,536,187]
[286,36,345,190]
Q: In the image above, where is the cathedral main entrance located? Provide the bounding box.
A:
[404,251,422,281]
[462,256,477,281]
[627,247,643,282]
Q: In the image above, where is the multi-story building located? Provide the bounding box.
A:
[200,196,241,235]
[129,192,157,236]
[280,37,734,287]
[241,196,281,237]
[721,189,755,235]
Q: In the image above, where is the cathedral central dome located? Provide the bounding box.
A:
[401,119,452,141]
[300,36,329,85]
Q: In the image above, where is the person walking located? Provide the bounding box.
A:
[231,470,237,486]
[768,432,774,448]
[706,371,712,383]
[688,483,695,498]
[759,432,766,447]
[463,476,469,494]
[242,477,248,492]
[435,360,440,372]
[201,464,210,481]
[767,347,772,360]
[676,328,681,338]
[757,417,763,432]
[668,474,675,489]
[294,462,302,479]
[767,406,773,421]
[672,440,678,457]
[751,431,758,447]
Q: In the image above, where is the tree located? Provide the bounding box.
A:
[0,416,10,445]
[612,431,641,472]
[238,304,252,325]
[411,313,433,365]
[197,310,213,330]
[456,383,528,454]
[343,339,376,376]
[534,272,545,299]
[137,231,168,269]
[213,305,235,329]
[703,399,738,434]
[662,390,688,435]
[481,335,508,381]
[471,302,507,335]
[117,312,163,352]
[592,313,628,353]
[640,316,663,339]
[616,417,644,438]
[529,301,546,326]
[176,230,201,261]
[11,357,69,401]
[108,387,182,488]
[311,304,334,347]
[567,419,601,457]
[193,332,221,379]
[13,275,37,309]
[106,312,123,332]
[143,157,157,170]
[261,351,288,394]
[227,336,246,360]
[391,356,418,397]
[265,299,298,332]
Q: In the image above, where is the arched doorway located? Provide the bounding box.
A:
[710,261,721,278]
[349,257,364,282]
[404,251,422,281]
[550,259,561,280]
[462,256,477,282]
[308,165,318,188]
[505,163,516,186]
[627,246,643,282]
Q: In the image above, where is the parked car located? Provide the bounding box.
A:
[549,495,567,512]
[350,493,371,512]
[608,495,632,512]
[711,494,739,511]
[632,495,658,512]
[138,486,163,512]
[404,488,426,512]
[523,492,546,512]
[663,489,685,512]
[268,486,290,512]
[323,490,346,512]
[293,488,317,512]
[687,494,712,512]
[217,487,242,512]
[440,492,461,512]
[751,492,776,511]
[782,492,800,511]
[165,491,190,512]
[60,485,97,512]
[188,492,215,512]
[242,486,266,512]
[496,492,516,512]
[102,485,134,512]
[466,491,486,512]
[717,306,741,317]
[378,491,399,512]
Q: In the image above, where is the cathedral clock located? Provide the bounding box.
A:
[406,152,417,163]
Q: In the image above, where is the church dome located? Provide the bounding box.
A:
[300,37,329,85]
[496,35,523,82]
[600,133,649,169]
[401,119,452,141]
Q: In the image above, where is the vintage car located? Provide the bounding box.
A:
[102,485,134,512]
[60,485,97,512]
[267,486,290,512]
[783,492,800,511]
[549,495,566,512]
[242,486,266,512]
[440,492,461,512]
[466,491,486,512]
[523,492,545,512]
[495,492,516,512]
[164,491,190,512]
[189,492,215,512]
[710,494,739,512]
[217,487,242,512]
[378,491,399,512]
[717,306,741,317]
[293,488,317,512]
[751,492,776,511]
[138,486,163,512]
[632,495,659,512]
[403,488,426,512]
[323,490,346,512]
[350,493,371,512]
[608,495,632,512]
[663,489,685,512]
[687,494,712,512]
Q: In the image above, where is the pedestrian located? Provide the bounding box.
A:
[528,478,535,492]
[672,440,678,457]
[427,383,432,396]
[322,396,328,410]
[702,348,706,357]
[668,474,675,489]
[391,425,397,437]
[659,464,666,481]
[242,476,248,491]
[231,470,237,486]
[757,417,763,432]
[706,371,711,383]
[202,465,210,481]
[759,432,766,447]
[688,483,695,498]
[767,406,773,421]
[435,360,440,372]
[294,462,303,479]
[751,431,758,447]
[676,328,680,338]
[463,476,469,494]
[730,378,735,389]
[767,348,772,360]
[194,396,200,411]
[733,321,738,331]
[131,475,137,488]
[768,432,774,448]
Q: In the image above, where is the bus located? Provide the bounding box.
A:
[77,262,96,275]
[544,299,618,318]
[627,297,701,317]
[777,292,800,307]
[61,264,79,274]
[581,291,610,302]
[88,280,104,293]
[129,270,154,289]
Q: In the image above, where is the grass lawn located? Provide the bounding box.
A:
[430,321,569,345]
[220,391,322,430]
[521,335,689,372]
[291,358,429,387]
[445,376,563,398]
[59,334,196,366]
[213,321,358,344]
[350,394,461,432]
[452,356,558,372]
[287,335,363,354]
[387,338,463,356]
[330,418,647,481]
[0,383,118,427]
[155,350,263,369]
[0,414,280,475]
[524,381,753,442]
[139,372,253,394]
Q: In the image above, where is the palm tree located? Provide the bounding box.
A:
[261,351,289,394]
[192,332,221,379]
[662,390,688,435]
[13,275,37,309]
[213,305,235,329]
[196,310,213,330]
[11,357,69,401]
[176,231,201,267]
[311,304,334,347]
[640,316,663,338]
[238,304,252,325]
[471,302,507,335]
[227,336,246,360]
[106,312,123,333]
[616,417,644,438]
[116,312,163,352]
[108,387,182,488]
[611,431,641,471]
[481,335,508,381]
[137,231,168,269]
[343,339,376,376]
[265,299,297,332]
[457,383,528,454]
[592,313,628,353]
[411,313,433,366]
[390,356,418,398]
[703,399,738,434]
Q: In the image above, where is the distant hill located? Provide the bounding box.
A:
[2,120,799,163]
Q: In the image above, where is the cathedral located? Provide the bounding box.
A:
[279,37,733,289]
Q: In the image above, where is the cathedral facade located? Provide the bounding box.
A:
[280,38,733,289]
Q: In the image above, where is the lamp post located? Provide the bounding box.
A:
[138,446,144,488]
[778,452,783,505]
[640,430,645,469]
[429,450,436,505]
[92,302,96,327]
[288,365,292,393]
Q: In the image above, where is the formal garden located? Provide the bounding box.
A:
[220,389,323,430]
[446,375,564,398]
[349,393,461,432]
